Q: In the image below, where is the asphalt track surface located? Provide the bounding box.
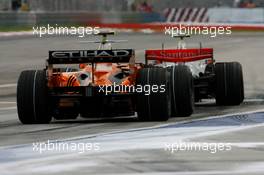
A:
[0,32,264,175]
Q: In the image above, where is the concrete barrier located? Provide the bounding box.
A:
[0,11,162,26]
[0,9,263,32]
[164,8,264,24]
[0,12,36,26]
[92,23,264,33]
[208,8,264,23]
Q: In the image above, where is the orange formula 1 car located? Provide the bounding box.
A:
[17,33,244,124]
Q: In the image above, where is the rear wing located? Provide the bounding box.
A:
[48,49,134,64]
[145,48,213,64]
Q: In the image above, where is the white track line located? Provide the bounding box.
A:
[62,108,264,142]
[0,107,17,110]
[0,102,16,104]
[0,31,33,37]
[244,99,264,102]
[0,83,17,88]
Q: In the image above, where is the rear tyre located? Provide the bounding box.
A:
[215,62,244,105]
[17,70,52,124]
[136,68,171,121]
[170,65,194,117]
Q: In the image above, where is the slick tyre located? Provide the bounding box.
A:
[170,65,194,117]
[215,62,244,105]
[136,68,171,121]
[17,70,52,124]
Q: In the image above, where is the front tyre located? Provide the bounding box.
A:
[17,70,52,124]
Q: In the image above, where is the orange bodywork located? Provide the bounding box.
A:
[49,63,141,88]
